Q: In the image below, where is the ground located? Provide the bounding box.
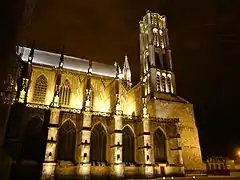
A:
[129,177,240,180]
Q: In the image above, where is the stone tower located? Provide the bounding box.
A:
[139,10,204,172]
[139,10,175,95]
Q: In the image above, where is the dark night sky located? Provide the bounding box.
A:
[18,0,240,158]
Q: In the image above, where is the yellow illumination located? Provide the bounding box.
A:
[47,127,57,141]
[143,107,148,118]
[78,164,90,176]
[153,28,158,33]
[19,90,26,103]
[123,103,135,116]
[42,163,56,177]
[159,29,163,35]
[114,164,123,177]
[93,98,109,112]
[118,73,123,79]
[237,150,240,157]
[144,166,153,176]
[85,99,90,107]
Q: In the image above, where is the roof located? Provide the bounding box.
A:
[155,92,189,103]
[18,46,116,77]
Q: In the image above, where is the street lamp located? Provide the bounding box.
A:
[238,150,240,157]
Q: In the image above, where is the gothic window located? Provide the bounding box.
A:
[33,75,47,103]
[220,164,224,170]
[156,73,161,91]
[122,126,134,163]
[161,75,166,92]
[59,80,71,106]
[166,76,172,93]
[154,128,167,163]
[22,117,45,162]
[90,123,107,162]
[57,120,76,161]
[153,28,160,47]
[211,164,214,170]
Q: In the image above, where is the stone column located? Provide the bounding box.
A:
[77,111,92,177]
[41,108,60,179]
[138,97,153,178]
[141,117,154,177]
[110,114,123,177]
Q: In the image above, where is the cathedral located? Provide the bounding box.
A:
[5,11,204,179]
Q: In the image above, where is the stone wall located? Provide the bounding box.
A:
[150,98,204,171]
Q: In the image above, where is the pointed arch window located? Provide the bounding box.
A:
[57,120,76,161]
[166,76,172,93]
[122,126,134,163]
[90,123,107,163]
[154,128,167,163]
[33,75,47,103]
[59,80,71,106]
[161,75,166,92]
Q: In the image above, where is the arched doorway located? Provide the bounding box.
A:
[122,126,134,164]
[22,116,45,162]
[57,120,76,161]
[154,128,167,163]
[90,123,107,164]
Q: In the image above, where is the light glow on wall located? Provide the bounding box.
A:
[144,165,153,176]
[47,127,57,141]
[45,143,56,161]
[114,115,122,130]
[78,164,91,176]
[114,164,123,177]
[81,145,90,163]
[42,163,56,177]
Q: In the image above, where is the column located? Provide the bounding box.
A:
[109,75,123,177]
[138,97,153,177]
[77,111,92,177]
[41,108,60,179]
[77,60,92,177]
[110,113,123,177]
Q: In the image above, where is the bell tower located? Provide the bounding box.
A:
[139,10,176,95]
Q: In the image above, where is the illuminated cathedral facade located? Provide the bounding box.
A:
[6,11,204,179]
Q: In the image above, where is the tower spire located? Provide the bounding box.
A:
[122,55,132,89]
[114,61,122,79]
[123,55,131,81]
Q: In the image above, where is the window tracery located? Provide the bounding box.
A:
[33,75,47,103]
